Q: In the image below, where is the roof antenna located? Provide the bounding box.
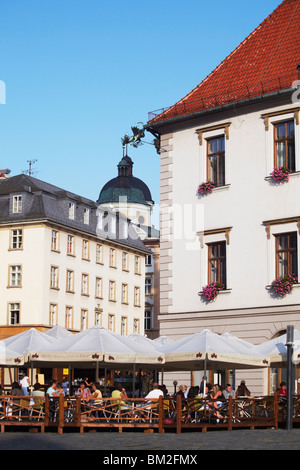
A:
[23,159,38,176]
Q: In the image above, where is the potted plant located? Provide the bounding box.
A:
[270,274,298,297]
[201,282,224,301]
[197,181,214,196]
[271,167,292,182]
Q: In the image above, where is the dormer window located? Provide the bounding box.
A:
[13,195,22,213]
[69,202,75,220]
[84,208,90,225]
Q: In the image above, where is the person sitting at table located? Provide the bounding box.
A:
[87,382,103,404]
[223,383,235,399]
[111,383,130,412]
[10,382,25,417]
[235,380,250,397]
[278,381,287,397]
[56,382,65,396]
[46,380,58,397]
[31,383,44,397]
[209,384,225,420]
[31,383,45,416]
[145,383,164,400]
[76,381,91,400]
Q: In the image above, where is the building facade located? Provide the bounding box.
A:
[0,174,149,340]
[145,0,300,394]
[97,154,160,339]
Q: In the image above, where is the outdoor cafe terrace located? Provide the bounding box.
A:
[0,325,299,433]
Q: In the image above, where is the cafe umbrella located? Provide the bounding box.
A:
[159,329,270,393]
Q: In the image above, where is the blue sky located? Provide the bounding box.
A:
[0,0,282,221]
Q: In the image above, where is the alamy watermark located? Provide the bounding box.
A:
[96,198,205,252]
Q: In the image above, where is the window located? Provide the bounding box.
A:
[121,283,128,304]
[109,248,116,268]
[144,310,151,330]
[67,235,75,256]
[133,318,140,334]
[65,306,73,329]
[134,286,141,306]
[207,136,225,187]
[121,316,127,336]
[207,241,226,288]
[96,244,103,264]
[66,270,74,292]
[82,239,89,260]
[49,304,57,326]
[275,232,298,278]
[134,255,141,274]
[81,273,89,295]
[50,266,59,289]
[146,254,152,266]
[9,265,21,287]
[13,195,22,213]
[69,202,75,220]
[109,280,116,301]
[145,278,152,295]
[95,308,102,326]
[274,120,295,171]
[9,303,20,325]
[84,208,90,225]
[11,229,23,249]
[51,230,59,251]
[122,252,128,271]
[108,314,115,332]
[81,309,88,330]
[95,277,103,298]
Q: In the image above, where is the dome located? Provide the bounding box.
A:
[97,155,154,206]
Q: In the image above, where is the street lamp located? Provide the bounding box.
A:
[286,325,294,431]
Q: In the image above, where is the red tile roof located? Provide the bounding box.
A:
[149,0,300,124]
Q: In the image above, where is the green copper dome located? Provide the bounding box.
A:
[97,155,154,206]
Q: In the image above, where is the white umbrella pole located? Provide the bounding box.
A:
[104,368,107,396]
[96,362,99,382]
[31,362,34,393]
[132,364,136,397]
[203,355,207,397]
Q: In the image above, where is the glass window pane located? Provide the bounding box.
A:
[276,123,286,139]
[276,142,285,167]
[210,260,218,283]
[292,252,298,278]
[208,139,217,154]
[218,155,225,186]
[287,141,295,171]
[278,252,288,277]
[277,235,288,250]
[289,233,297,249]
[209,156,217,183]
[287,121,294,138]
[218,136,225,152]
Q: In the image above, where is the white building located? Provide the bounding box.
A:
[0,174,149,341]
[97,154,160,339]
[145,0,300,394]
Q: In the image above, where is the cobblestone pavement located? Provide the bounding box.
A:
[0,428,299,451]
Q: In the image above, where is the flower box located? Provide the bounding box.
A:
[271,167,292,182]
[201,282,224,301]
[270,274,298,297]
[197,181,214,195]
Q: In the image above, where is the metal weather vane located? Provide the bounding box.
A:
[121,123,145,151]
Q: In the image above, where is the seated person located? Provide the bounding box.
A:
[87,382,103,404]
[111,384,129,411]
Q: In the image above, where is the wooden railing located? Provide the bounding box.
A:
[0,393,298,434]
